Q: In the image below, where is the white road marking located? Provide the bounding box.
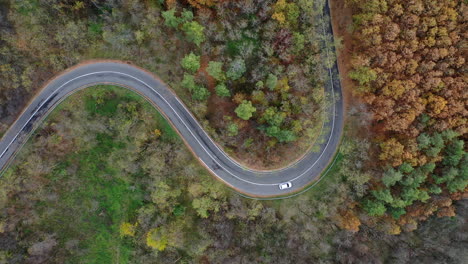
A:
[0,67,337,187]
[0,11,340,190]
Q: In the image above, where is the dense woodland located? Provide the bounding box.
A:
[0,86,466,263]
[0,0,332,168]
[0,0,466,263]
[342,0,467,234]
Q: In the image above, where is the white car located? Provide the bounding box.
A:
[278,182,292,190]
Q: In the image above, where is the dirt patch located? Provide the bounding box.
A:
[329,0,358,113]
[329,0,376,140]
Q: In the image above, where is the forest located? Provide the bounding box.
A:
[0,0,466,263]
[341,0,467,234]
[0,0,332,169]
[1,86,466,263]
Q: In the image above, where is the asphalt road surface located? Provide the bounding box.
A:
[0,3,343,198]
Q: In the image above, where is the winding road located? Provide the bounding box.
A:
[0,3,343,198]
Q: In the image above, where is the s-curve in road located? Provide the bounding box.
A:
[0,59,343,197]
[0,4,343,198]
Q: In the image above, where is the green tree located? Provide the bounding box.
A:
[399,162,414,174]
[401,187,419,205]
[443,139,464,166]
[162,9,180,28]
[235,100,256,120]
[349,66,377,92]
[363,199,386,216]
[390,198,406,208]
[192,85,210,101]
[181,73,196,91]
[447,176,467,193]
[421,162,436,173]
[432,133,445,149]
[151,181,181,210]
[425,146,442,158]
[182,21,205,46]
[181,52,200,73]
[441,130,458,141]
[207,61,225,81]
[226,58,246,80]
[146,227,168,251]
[215,83,230,97]
[417,133,431,149]
[227,123,238,136]
[382,168,403,187]
[262,107,285,127]
[293,32,305,53]
[429,185,442,194]
[172,205,186,216]
[389,207,406,219]
[266,73,278,91]
[372,189,394,204]
[255,81,264,89]
[192,197,220,218]
[181,9,194,22]
[275,129,296,143]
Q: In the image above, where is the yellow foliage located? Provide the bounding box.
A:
[379,138,405,166]
[382,79,405,99]
[154,129,162,138]
[300,96,307,105]
[272,12,286,24]
[146,228,168,251]
[233,93,246,104]
[385,220,402,235]
[165,0,177,9]
[272,0,299,26]
[119,222,137,237]
[426,94,447,115]
[278,78,290,92]
[187,0,219,8]
[274,0,288,11]
[72,1,85,11]
[337,209,361,232]
[291,120,303,133]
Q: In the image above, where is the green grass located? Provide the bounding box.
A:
[37,131,142,263]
